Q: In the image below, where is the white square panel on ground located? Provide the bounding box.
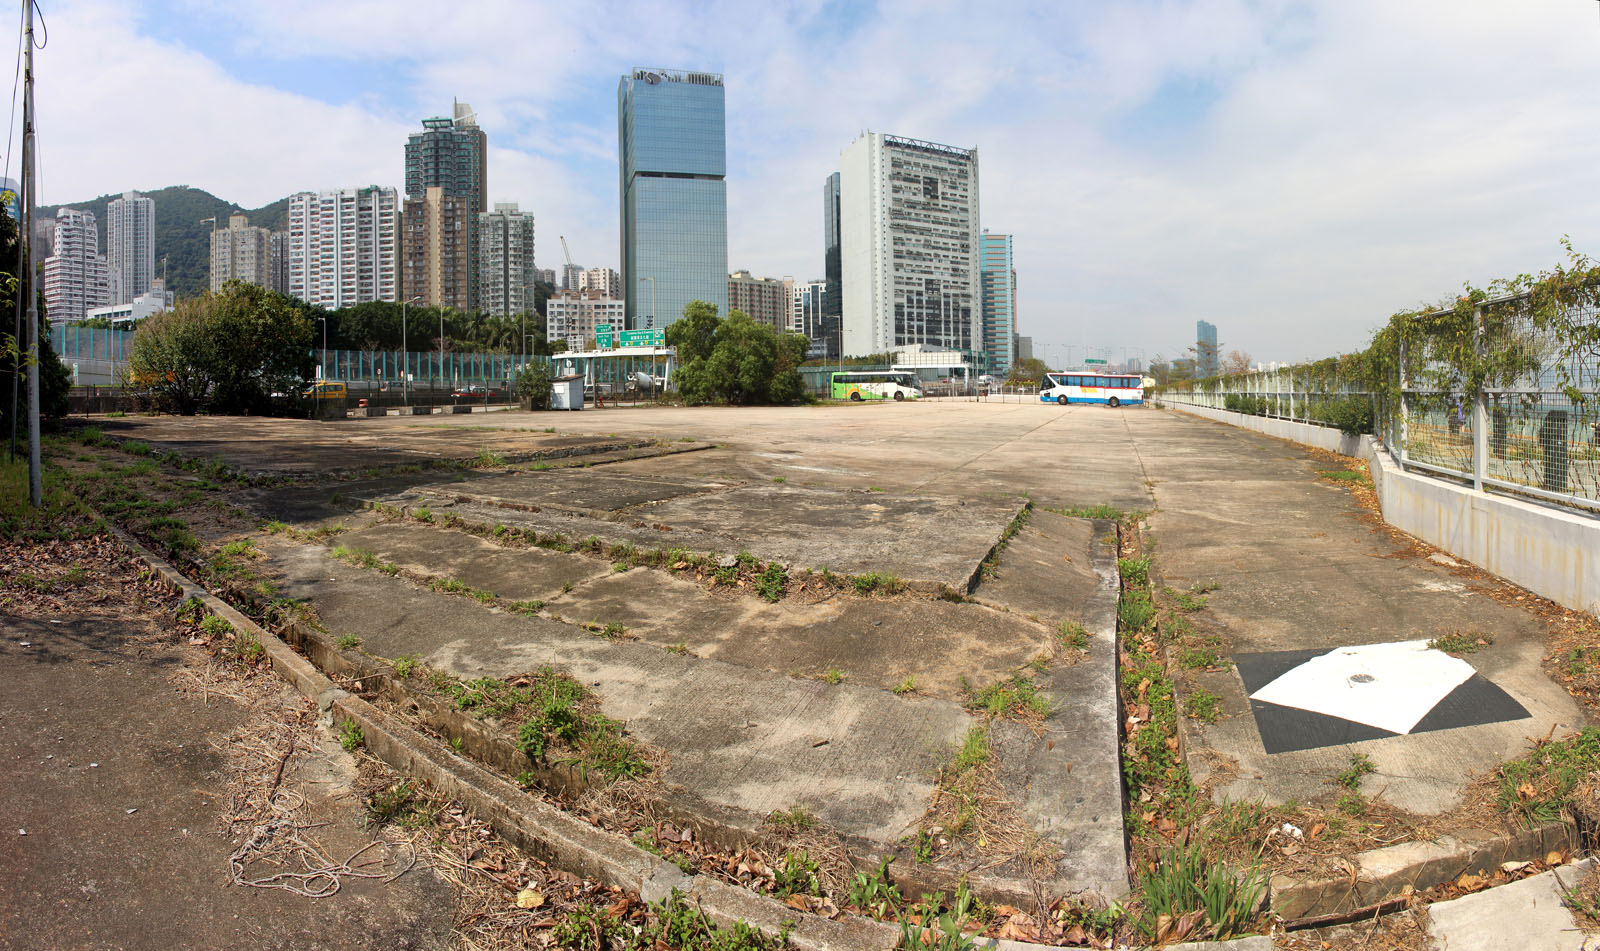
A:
[1248,640,1474,735]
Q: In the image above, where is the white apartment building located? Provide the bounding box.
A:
[106,190,156,304]
[287,186,400,309]
[791,279,826,337]
[579,267,621,298]
[85,278,173,325]
[838,133,980,357]
[476,202,537,317]
[209,213,272,291]
[42,208,109,323]
[546,290,625,344]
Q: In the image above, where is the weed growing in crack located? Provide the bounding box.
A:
[339,720,365,752]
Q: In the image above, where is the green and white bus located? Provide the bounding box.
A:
[831,371,923,402]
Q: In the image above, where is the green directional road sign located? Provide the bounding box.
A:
[595,323,614,349]
[1084,358,1107,364]
[619,328,665,347]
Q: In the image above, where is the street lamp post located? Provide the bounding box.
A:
[401,295,421,405]
[644,276,655,330]
[316,317,327,380]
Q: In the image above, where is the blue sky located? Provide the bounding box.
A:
[23,0,1600,367]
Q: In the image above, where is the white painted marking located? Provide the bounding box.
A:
[1249,640,1475,735]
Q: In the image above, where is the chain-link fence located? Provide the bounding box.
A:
[1157,288,1600,514]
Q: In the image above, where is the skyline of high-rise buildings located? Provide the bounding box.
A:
[618,68,729,329]
[837,133,981,358]
[41,76,1035,371]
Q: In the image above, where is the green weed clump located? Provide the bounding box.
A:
[1429,631,1493,655]
[1183,688,1221,724]
[1494,728,1600,825]
[968,675,1051,720]
[851,572,904,596]
[1134,841,1265,942]
[754,562,787,602]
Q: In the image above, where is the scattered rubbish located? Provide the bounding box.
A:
[17,829,25,836]
[18,642,29,647]
[125,808,137,815]
[89,763,98,768]
[1281,822,1304,839]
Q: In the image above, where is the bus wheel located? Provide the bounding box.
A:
[1059,396,1070,407]
[1108,397,1120,408]
[850,391,863,402]
[893,391,905,401]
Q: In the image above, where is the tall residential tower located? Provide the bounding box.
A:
[837,134,980,357]
[476,202,538,318]
[618,68,728,328]
[404,102,487,309]
[979,232,1016,377]
[105,190,155,304]
[209,213,273,291]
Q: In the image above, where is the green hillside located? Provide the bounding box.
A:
[41,185,293,300]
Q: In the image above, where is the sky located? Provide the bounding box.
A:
[16,0,1600,366]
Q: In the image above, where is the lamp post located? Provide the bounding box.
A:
[643,276,655,330]
[401,295,421,404]
[438,311,447,393]
[316,317,327,380]
[521,282,537,368]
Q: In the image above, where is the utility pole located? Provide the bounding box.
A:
[21,0,40,505]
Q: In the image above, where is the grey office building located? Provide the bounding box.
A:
[618,68,728,329]
[820,172,842,359]
[1196,320,1219,377]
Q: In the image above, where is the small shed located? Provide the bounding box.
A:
[550,374,585,410]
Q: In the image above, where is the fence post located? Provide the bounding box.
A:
[1398,335,1409,470]
[1289,368,1296,421]
[1471,306,1486,492]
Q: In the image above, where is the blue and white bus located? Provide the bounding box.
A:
[1040,372,1144,407]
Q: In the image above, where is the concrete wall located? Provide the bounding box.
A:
[1166,402,1600,616]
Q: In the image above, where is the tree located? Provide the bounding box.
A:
[515,360,553,410]
[668,304,807,406]
[1221,349,1253,376]
[666,300,722,364]
[1006,356,1048,385]
[1148,355,1172,386]
[129,279,313,414]
[0,205,69,439]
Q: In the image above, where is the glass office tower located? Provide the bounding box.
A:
[618,68,728,329]
[979,232,1016,377]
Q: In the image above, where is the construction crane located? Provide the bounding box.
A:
[560,235,576,291]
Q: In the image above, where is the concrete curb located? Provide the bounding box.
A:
[1271,820,1575,922]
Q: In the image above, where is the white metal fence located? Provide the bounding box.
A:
[1159,293,1600,514]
